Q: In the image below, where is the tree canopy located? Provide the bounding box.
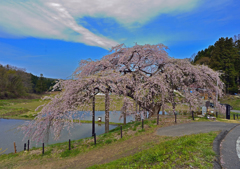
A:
[20,43,224,142]
[192,35,240,94]
[0,64,57,99]
[0,64,31,98]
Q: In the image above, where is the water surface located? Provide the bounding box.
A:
[0,111,135,154]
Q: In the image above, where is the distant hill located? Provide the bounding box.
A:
[0,64,57,99]
[192,34,240,94]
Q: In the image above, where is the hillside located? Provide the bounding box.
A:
[192,34,240,94]
[0,64,57,99]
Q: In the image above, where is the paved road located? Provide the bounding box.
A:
[232,110,240,113]
[156,122,238,137]
[156,122,240,169]
[221,125,240,169]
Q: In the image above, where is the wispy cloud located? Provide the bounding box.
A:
[0,0,199,49]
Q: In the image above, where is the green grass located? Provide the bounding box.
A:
[93,95,123,111]
[230,112,240,120]
[0,94,124,120]
[105,139,112,144]
[0,98,48,119]
[74,120,122,125]
[88,132,218,169]
[220,95,240,110]
[60,148,80,158]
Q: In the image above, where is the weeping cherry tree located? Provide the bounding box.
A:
[19,43,225,142]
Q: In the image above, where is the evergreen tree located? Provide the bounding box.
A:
[35,74,47,93]
[193,35,240,94]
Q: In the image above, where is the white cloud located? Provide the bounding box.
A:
[0,0,199,49]
[46,0,199,26]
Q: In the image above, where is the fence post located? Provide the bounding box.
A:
[24,143,26,151]
[142,119,144,129]
[175,113,177,123]
[14,142,17,153]
[94,133,96,145]
[216,112,218,118]
[192,111,194,120]
[120,125,122,138]
[42,143,44,155]
[234,114,235,120]
[69,139,71,150]
[237,114,239,119]
[27,140,29,151]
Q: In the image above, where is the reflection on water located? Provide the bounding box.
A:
[76,111,166,122]
[77,111,135,123]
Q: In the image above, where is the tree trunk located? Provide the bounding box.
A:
[92,93,95,137]
[144,109,147,119]
[148,104,161,118]
[105,89,109,133]
[123,101,126,125]
[135,100,140,121]
[162,104,165,115]
[162,95,165,115]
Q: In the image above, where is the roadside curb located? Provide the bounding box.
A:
[213,124,240,169]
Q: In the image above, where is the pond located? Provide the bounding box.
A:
[0,111,135,155]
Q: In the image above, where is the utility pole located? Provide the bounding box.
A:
[92,89,95,137]
[216,80,218,102]
[215,80,218,113]
[105,89,109,133]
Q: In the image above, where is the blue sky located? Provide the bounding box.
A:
[0,0,239,79]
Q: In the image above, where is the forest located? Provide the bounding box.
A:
[192,34,240,94]
[0,64,57,99]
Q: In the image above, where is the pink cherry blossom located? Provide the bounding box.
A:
[19,43,224,142]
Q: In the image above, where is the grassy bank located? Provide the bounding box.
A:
[0,117,220,169]
[220,95,240,110]
[0,94,124,120]
[0,93,189,121]
[0,98,45,118]
[0,94,190,120]
[89,132,218,169]
[1,92,240,121]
